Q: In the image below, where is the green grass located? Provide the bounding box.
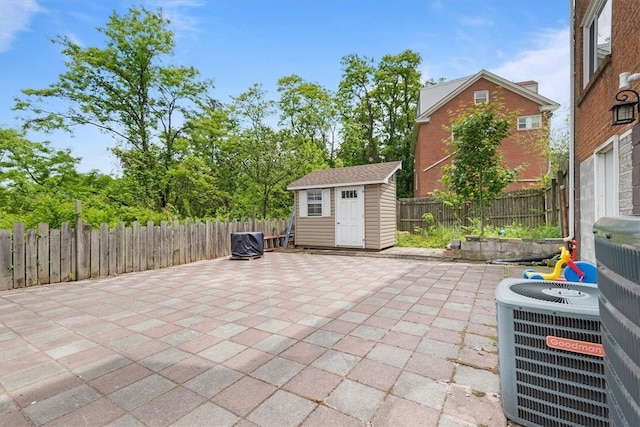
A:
[397,223,562,249]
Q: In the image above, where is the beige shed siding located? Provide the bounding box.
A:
[364,185,381,249]
[378,181,397,249]
[294,189,335,247]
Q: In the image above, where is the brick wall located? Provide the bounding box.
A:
[573,0,640,255]
[414,78,551,197]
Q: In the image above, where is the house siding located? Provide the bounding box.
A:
[572,0,640,259]
[414,78,551,197]
[294,189,335,248]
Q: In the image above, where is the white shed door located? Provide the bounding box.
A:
[335,186,364,247]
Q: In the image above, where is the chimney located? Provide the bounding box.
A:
[516,80,538,93]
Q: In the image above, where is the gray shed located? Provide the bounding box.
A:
[287,161,402,250]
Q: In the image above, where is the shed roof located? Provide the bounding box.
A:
[287,161,402,190]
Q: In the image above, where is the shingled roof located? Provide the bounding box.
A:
[287,161,402,190]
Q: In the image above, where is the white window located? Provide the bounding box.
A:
[517,115,542,130]
[594,136,619,219]
[474,90,488,104]
[299,189,331,217]
[582,0,611,86]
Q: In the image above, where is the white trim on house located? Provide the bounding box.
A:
[594,135,619,219]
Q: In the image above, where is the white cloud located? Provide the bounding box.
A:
[458,16,493,27]
[146,0,204,37]
[0,0,42,52]
[492,27,570,120]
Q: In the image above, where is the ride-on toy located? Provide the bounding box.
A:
[522,239,597,284]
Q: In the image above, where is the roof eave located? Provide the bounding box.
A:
[287,162,402,191]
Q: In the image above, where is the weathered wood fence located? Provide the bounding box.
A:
[0,206,288,290]
[397,172,569,232]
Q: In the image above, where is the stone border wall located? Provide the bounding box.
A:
[460,237,565,262]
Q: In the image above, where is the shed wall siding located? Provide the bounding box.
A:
[294,189,335,247]
[364,185,381,249]
[379,181,397,248]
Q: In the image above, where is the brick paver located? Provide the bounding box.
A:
[0,251,517,426]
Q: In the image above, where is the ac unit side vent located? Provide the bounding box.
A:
[594,239,640,285]
[602,326,640,424]
[599,303,640,374]
[598,267,640,327]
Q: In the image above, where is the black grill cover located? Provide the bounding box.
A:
[231,232,264,259]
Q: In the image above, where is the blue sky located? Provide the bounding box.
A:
[0,0,570,174]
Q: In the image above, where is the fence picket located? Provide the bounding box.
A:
[50,229,61,284]
[132,221,140,272]
[100,224,109,277]
[13,223,25,288]
[0,230,12,290]
[61,223,71,282]
[90,228,100,278]
[25,229,37,286]
[116,223,125,274]
[37,223,50,284]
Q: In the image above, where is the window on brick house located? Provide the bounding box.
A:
[517,115,542,131]
[474,90,488,104]
[583,0,611,86]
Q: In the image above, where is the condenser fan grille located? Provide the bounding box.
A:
[510,308,608,425]
[510,281,599,306]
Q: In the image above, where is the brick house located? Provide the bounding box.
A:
[413,69,560,197]
[571,0,640,261]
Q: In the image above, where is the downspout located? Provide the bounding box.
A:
[568,0,576,240]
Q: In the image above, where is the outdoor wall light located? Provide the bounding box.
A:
[611,72,640,126]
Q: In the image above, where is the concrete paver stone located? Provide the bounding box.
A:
[0,251,522,426]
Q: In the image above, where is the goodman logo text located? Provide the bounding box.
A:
[546,336,604,357]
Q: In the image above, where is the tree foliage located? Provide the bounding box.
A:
[438,100,519,236]
[4,5,436,227]
[13,6,212,211]
[337,50,423,197]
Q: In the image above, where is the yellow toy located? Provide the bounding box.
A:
[523,247,572,280]
[522,240,597,283]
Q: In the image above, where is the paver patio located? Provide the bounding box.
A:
[0,251,520,426]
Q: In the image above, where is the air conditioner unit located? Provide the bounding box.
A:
[496,278,609,426]
[594,216,640,427]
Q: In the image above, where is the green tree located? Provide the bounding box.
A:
[337,54,380,166]
[277,75,340,167]
[227,84,325,218]
[13,6,212,211]
[374,50,423,197]
[0,128,90,227]
[548,114,570,174]
[336,50,423,197]
[440,101,519,236]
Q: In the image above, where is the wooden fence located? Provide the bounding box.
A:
[0,206,288,290]
[397,172,568,232]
